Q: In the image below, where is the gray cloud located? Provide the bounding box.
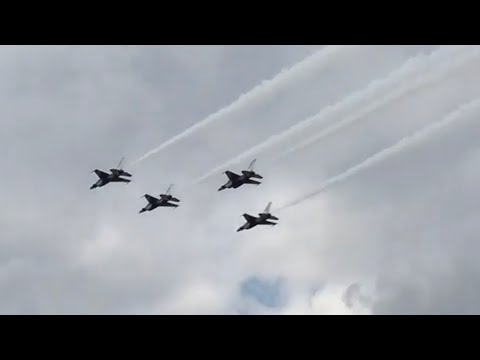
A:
[2,45,480,314]
[240,276,287,310]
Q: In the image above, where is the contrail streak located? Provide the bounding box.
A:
[273,46,480,162]
[192,46,471,185]
[278,97,480,211]
[131,45,355,166]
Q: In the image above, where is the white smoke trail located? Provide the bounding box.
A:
[279,97,480,211]
[273,46,480,162]
[131,45,354,166]
[191,45,472,185]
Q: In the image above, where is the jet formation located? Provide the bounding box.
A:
[90,158,278,232]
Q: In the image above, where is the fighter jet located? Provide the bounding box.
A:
[218,159,263,191]
[237,202,279,232]
[90,157,132,190]
[139,185,180,213]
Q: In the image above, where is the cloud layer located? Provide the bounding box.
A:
[2,45,480,314]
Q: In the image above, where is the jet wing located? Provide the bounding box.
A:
[243,213,257,223]
[158,200,178,207]
[93,170,109,179]
[260,220,277,225]
[144,194,158,204]
[225,171,240,180]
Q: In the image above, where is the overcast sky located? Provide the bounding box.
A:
[2,45,480,314]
